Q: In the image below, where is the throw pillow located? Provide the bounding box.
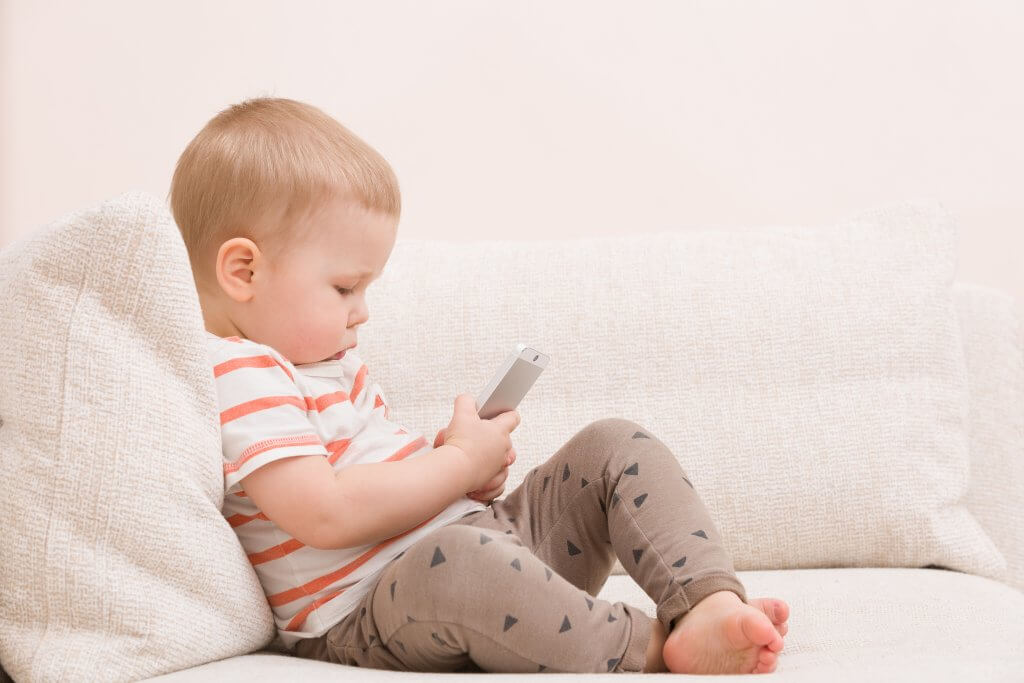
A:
[0,192,274,682]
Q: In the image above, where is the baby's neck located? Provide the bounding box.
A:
[199,295,243,339]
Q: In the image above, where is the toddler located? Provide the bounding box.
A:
[169,96,789,674]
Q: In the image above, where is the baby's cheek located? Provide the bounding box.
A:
[274,313,321,362]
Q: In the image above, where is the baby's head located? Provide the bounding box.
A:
[169,97,400,364]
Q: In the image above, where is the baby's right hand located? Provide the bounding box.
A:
[440,393,520,493]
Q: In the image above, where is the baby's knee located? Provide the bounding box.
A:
[573,417,683,474]
[582,417,647,441]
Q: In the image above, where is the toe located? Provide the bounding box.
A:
[773,599,790,623]
[755,649,778,674]
[739,610,779,649]
[763,598,789,624]
[751,597,789,626]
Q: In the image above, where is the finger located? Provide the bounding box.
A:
[505,448,517,466]
[470,483,498,499]
[433,428,446,449]
[493,467,509,489]
[473,483,506,501]
[492,409,520,433]
[455,393,477,416]
[469,477,496,496]
[480,471,507,494]
[478,467,509,494]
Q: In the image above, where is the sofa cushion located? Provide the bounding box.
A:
[0,192,274,682]
[150,568,1024,681]
[359,199,1005,581]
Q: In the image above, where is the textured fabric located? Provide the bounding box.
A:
[207,331,485,647]
[953,283,1024,593]
[607,281,1024,580]
[150,568,1024,682]
[0,193,276,682]
[356,199,1005,580]
[293,417,750,673]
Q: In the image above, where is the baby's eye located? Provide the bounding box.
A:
[335,286,353,295]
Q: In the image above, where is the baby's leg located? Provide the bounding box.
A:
[478,417,785,673]
[295,522,655,673]
[487,417,748,632]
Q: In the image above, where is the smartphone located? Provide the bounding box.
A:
[476,343,549,419]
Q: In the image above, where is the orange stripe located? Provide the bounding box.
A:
[221,395,307,425]
[325,438,352,465]
[350,365,367,402]
[227,511,270,527]
[374,395,384,410]
[299,392,355,413]
[267,512,440,607]
[285,587,347,631]
[314,391,350,412]
[382,436,427,462]
[213,353,295,383]
[248,537,306,566]
[223,434,325,475]
[218,385,358,428]
[214,355,272,377]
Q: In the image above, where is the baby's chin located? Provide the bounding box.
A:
[292,350,346,365]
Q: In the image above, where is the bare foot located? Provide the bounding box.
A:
[662,590,786,674]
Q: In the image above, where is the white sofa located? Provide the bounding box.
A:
[1,193,1021,682]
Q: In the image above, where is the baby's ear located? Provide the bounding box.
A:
[216,237,260,302]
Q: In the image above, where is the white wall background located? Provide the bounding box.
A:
[2,0,1021,324]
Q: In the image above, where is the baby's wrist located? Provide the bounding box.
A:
[434,441,476,492]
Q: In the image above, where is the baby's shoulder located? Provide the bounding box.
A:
[204,331,292,368]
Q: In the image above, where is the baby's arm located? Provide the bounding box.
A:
[240,443,474,550]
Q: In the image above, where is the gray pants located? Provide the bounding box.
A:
[293,417,747,673]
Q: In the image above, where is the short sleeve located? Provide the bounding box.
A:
[208,340,329,491]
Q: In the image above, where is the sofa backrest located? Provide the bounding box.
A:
[953,282,1024,593]
[359,200,1017,587]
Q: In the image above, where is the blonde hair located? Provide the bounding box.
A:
[168,96,400,285]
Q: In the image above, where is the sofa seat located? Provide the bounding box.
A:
[151,567,1024,681]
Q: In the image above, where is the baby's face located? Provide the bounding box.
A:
[242,195,397,365]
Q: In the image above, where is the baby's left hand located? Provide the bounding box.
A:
[467,448,516,503]
[433,427,516,504]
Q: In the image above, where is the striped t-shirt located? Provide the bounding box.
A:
[206,331,486,649]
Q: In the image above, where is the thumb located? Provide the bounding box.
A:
[454,392,478,417]
[491,409,521,434]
